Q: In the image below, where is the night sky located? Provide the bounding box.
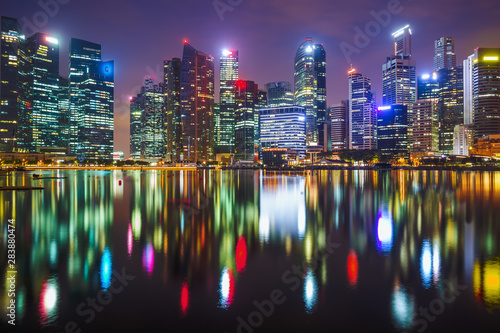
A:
[2,0,500,156]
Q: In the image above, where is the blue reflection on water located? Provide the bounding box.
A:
[100,247,112,290]
[376,209,393,254]
[421,239,432,288]
[303,269,318,314]
[218,266,234,309]
[391,284,414,330]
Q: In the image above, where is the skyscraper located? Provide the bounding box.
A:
[329,100,349,151]
[0,17,23,149]
[218,49,238,154]
[164,57,182,161]
[411,99,439,152]
[234,80,257,161]
[377,105,408,156]
[349,69,377,150]
[438,66,464,153]
[77,61,114,161]
[129,96,141,159]
[181,41,214,162]
[294,38,326,146]
[265,81,293,107]
[417,73,440,100]
[139,77,164,158]
[69,38,101,154]
[463,54,475,126]
[17,33,61,151]
[255,89,267,151]
[434,37,456,71]
[453,124,472,156]
[471,48,500,139]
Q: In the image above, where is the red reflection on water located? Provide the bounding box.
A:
[39,278,57,325]
[181,281,189,316]
[347,250,359,287]
[236,236,247,273]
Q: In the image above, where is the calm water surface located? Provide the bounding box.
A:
[1,169,500,332]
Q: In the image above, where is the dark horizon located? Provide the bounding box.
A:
[2,0,500,156]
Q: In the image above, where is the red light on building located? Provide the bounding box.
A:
[235,236,247,273]
[348,68,356,74]
[235,79,247,90]
[183,39,188,44]
[347,250,359,287]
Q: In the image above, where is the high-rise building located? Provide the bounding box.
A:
[265,81,293,107]
[294,38,326,146]
[69,38,101,154]
[259,106,306,157]
[438,66,464,153]
[164,57,182,161]
[411,99,439,152]
[58,76,70,148]
[377,105,408,156]
[434,37,456,71]
[218,49,238,154]
[417,73,440,100]
[0,17,23,149]
[17,33,61,151]
[349,69,377,150]
[77,61,114,161]
[471,48,500,139]
[139,77,164,158]
[181,41,214,162]
[329,100,349,151]
[453,124,472,156]
[393,24,411,57]
[463,54,475,125]
[234,80,256,161]
[129,96,141,159]
[255,89,267,150]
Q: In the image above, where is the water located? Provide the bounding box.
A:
[1,169,500,332]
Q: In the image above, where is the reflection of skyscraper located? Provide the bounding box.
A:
[349,69,376,150]
[294,38,326,146]
[0,17,23,148]
[164,57,182,161]
[218,49,238,154]
[181,41,215,162]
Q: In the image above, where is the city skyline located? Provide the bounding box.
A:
[2,0,500,156]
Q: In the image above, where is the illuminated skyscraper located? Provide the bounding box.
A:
[463,54,474,125]
[294,38,326,147]
[234,80,257,161]
[265,81,293,107]
[164,57,182,161]
[69,38,101,154]
[218,49,238,154]
[377,104,408,156]
[412,99,439,152]
[329,101,349,151]
[17,33,62,151]
[139,77,164,158]
[417,73,440,100]
[434,37,456,72]
[0,17,23,149]
[438,66,464,153]
[76,61,114,161]
[129,96,141,159]
[349,69,376,150]
[181,41,214,162]
[255,89,267,149]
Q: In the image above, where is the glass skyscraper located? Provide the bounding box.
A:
[129,96,141,159]
[218,49,238,154]
[329,100,349,151]
[181,41,214,162]
[434,37,456,72]
[412,99,439,152]
[349,69,377,150]
[234,80,257,161]
[294,38,326,147]
[265,81,293,108]
[377,104,408,156]
[139,77,164,158]
[0,17,23,149]
[438,66,464,153]
[164,57,182,161]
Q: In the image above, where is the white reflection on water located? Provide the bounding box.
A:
[218,266,235,309]
[421,239,432,288]
[376,208,393,254]
[39,276,59,326]
[303,269,318,314]
[391,284,414,330]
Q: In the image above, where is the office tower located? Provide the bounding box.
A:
[329,100,349,151]
[294,38,326,146]
[214,102,220,152]
[377,105,408,156]
[463,54,474,125]
[234,80,256,161]
[69,38,102,154]
[0,17,23,149]
[411,99,439,152]
[164,57,182,161]
[349,69,377,150]
[255,89,267,150]
[265,81,293,107]
[471,48,500,139]
[181,41,214,162]
[453,124,472,156]
[17,33,61,151]
[417,73,440,100]
[77,61,114,161]
[438,66,464,153]
[218,49,238,154]
[434,37,456,71]
[58,76,70,148]
[259,106,306,157]
[138,77,164,158]
[394,25,411,57]
[129,96,141,159]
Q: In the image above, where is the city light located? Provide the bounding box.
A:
[484,56,499,61]
[422,74,430,80]
[392,25,410,37]
[306,46,313,53]
[45,36,58,44]
[222,49,233,56]
[378,106,391,111]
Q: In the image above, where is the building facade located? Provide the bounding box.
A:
[265,81,293,107]
[329,100,349,151]
[234,80,257,161]
[349,69,377,150]
[139,77,164,158]
[377,105,408,156]
[453,124,472,156]
[218,49,238,154]
[434,37,456,72]
[412,99,439,152]
[129,96,141,159]
[164,57,182,161]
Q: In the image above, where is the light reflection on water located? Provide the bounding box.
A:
[1,169,500,332]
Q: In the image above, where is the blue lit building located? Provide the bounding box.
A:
[377,105,408,156]
[349,69,377,150]
[417,73,440,100]
[259,106,306,157]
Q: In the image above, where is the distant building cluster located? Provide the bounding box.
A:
[2,16,500,162]
[0,16,114,161]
